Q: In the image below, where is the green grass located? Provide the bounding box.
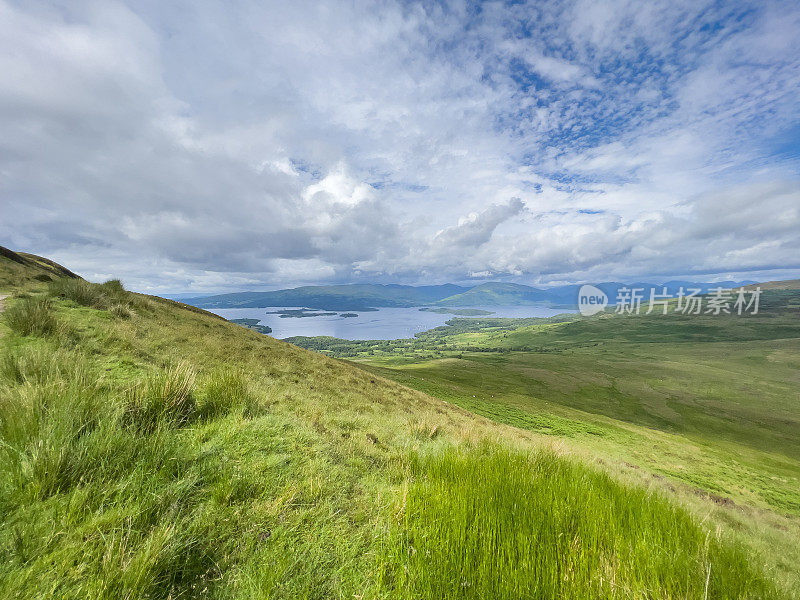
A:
[0,266,797,598]
[122,362,198,432]
[383,445,780,599]
[48,277,106,307]
[354,337,800,518]
[0,247,79,289]
[3,296,59,337]
[0,335,384,598]
[48,277,146,312]
[0,280,432,598]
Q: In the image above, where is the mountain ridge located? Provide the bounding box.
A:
[181,283,471,310]
[182,279,759,309]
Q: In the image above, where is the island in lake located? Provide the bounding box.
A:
[419,307,494,316]
[267,309,367,318]
[269,309,339,318]
[229,318,272,334]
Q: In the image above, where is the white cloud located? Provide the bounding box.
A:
[303,164,375,208]
[1,0,798,293]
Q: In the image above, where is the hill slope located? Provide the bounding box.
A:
[0,245,80,289]
[0,251,794,598]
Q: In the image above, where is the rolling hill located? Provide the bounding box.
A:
[0,245,80,289]
[0,247,796,598]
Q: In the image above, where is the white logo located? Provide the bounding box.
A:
[578,284,608,316]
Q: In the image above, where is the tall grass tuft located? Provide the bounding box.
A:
[47,277,149,316]
[0,378,109,501]
[99,279,136,308]
[48,278,106,308]
[98,278,126,297]
[109,303,133,319]
[0,351,24,384]
[0,345,223,598]
[123,363,197,432]
[197,369,254,419]
[0,346,110,503]
[382,444,782,599]
[3,296,58,337]
[0,346,84,385]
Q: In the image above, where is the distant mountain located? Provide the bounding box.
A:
[432,282,551,306]
[182,283,471,310]
[435,280,757,307]
[183,279,760,310]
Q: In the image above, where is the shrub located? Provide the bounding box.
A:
[124,364,197,432]
[3,296,58,337]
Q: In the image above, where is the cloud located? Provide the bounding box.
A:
[433,198,525,248]
[0,0,798,292]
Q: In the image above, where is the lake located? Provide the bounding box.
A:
[208,305,576,340]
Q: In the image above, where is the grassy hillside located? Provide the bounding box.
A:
[434,282,550,306]
[0,255,796,598]
[0,245,80,289]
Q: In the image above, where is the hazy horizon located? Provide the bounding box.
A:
[164,276,763,300]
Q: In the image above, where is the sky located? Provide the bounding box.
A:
[1,0,799,294]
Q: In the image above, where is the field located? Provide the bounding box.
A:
[1,250,798,598]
